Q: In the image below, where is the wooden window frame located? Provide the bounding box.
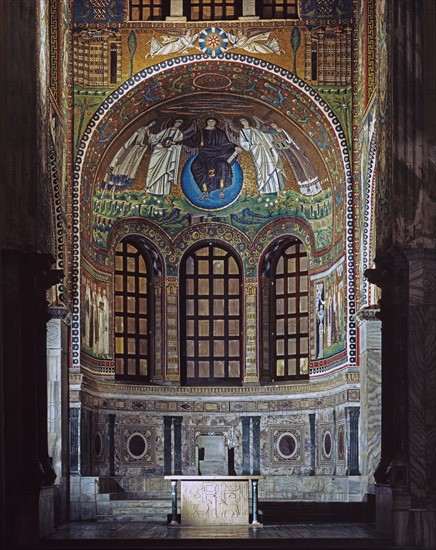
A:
[129,0,170,21]
[256,0,299,19]
[114,238,154,381]
[180,242,243,386]
[184,0,242,21]
[266,238,309,382]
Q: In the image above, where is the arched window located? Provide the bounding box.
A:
[180,242,243,385]
[261,238,309,381]
[129,0,170,21]
[256,0,298,19]
[114,238,154,381]
[184,0,241,21]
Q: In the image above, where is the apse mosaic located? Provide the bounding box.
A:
[75,56,353,370]
[72,7,361,372]
[79,57,347,255]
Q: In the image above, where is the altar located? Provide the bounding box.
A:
[164,475,264,526]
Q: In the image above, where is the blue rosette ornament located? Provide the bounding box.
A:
[199,27,229,57]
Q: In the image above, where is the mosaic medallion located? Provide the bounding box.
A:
[199,27,229,57]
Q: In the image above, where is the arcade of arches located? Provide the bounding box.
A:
[0,1,435,548]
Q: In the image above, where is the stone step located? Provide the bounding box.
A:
[258,498,375,525]
[97,498,172,523]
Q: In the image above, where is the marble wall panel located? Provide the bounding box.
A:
[81,399,370,501]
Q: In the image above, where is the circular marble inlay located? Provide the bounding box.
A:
[277,432,297,459]
[94,432,102,458]
[323,431,332,457]
[127,432,148,459]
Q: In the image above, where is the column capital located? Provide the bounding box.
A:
[356,305,380,324]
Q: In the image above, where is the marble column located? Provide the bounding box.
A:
[347,408,360,476]
[70,407,81,476]
[241,417,251,475]
[170,480,178,524]
[47,309,71,526]
[1,252,62,546]
[356,307,381,485]
[173,417,183,475]
[251,479,260,525]
[252,417,261,475]
[164,416,183,474]
[163,417,173,475]
[108,414,115,476]
[309,413,316,475]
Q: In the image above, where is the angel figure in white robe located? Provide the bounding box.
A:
[228,31,283,55]
[145,119,184,200]
[269,122,322,196]
[103,120,156,196]
[146,30,200,58]
[239,118,284,196]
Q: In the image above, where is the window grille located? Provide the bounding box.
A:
[114,239,153,380]
[180,243,243,385]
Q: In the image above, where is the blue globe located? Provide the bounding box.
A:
[181,155,243,210]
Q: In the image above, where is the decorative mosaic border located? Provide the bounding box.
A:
[81,369,360,399]
[84,390,356,416]
[361,129,377,307]
[49,138,67,305]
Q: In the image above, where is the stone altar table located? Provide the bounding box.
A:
[164,475,264,526]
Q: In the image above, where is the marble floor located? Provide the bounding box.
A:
[38,521,402,550]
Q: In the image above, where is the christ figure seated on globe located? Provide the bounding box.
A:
[183,117,242,202]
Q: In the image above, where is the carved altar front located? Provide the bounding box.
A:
[165,475,264,526]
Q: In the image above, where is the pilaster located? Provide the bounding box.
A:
[244,281,258,384]
[165,278,180,382]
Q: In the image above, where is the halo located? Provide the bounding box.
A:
[235,115,252,128]
[198,112,225,128]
